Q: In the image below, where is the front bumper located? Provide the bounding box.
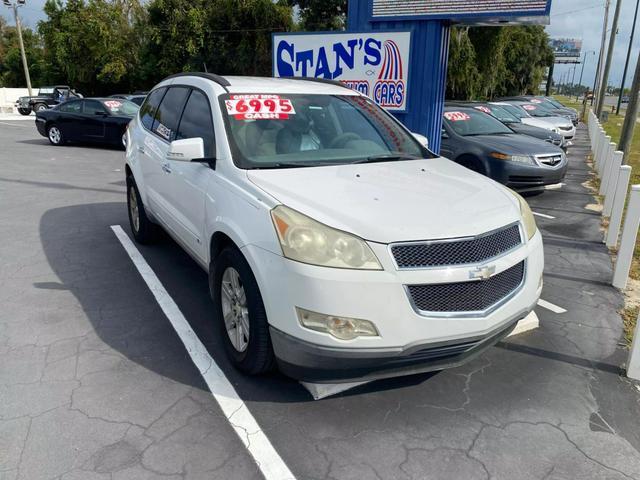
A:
[242,229,543,382]
[35,118,47,137]
[486,158,568,189]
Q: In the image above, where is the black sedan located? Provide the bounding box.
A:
[109,93,147,106]
[36,98,138,148]
[447,101,565,149]
[439,106,567,191]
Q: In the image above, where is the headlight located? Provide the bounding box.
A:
[490,152,536,165]
[510,191,537,240]
[271,205,382,270]
[296,307,378,340]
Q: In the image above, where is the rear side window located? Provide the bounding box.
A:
[152,87,190,142]
[139,88,166,130]
[176,90,215,157]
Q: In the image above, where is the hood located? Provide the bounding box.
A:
[509,123,555,140]
[247,158,521,244]
[465,133,563,156]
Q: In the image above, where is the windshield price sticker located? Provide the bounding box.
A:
[474,106,492,114]
[104,100,122,110]
[522,104,537,111]
[444,111,471,122]
[530,99,542,104]
[225,95,296,120]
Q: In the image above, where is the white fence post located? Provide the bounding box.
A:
[597,133,609,172]
[601,143,619,197]
[628,314,640,380]
[612,185,640,289]
[599,143,615,195]
[606,166,633,248]
[603,151,624,216]
[594,129,603,165]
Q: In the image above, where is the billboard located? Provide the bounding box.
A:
[370,0,551,23]
[550,38,582,63]
[273,31,412,112]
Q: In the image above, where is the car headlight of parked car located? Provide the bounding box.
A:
[271,205,383,270]
[510,191,538,240]
[489,152,536,165]
[296,307,379,340]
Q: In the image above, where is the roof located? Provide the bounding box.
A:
[163,72,356,96]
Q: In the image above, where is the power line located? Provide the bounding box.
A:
[552,2,605,17]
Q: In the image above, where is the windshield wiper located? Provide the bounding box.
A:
[352,153,422,164]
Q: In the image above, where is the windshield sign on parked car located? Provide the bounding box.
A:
[444,109,513,136]
[102,99,139,116]
[221,93,429,169]
[475,105,520,124]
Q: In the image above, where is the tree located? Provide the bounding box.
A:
[446,25,554,99]
[142,0,293,83]
[293,0,346,31]
[38,0,146,94]
[0,17,47,87]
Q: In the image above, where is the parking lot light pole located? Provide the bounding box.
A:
[594,0,612,112]
[617,0,640,115]
[3,0,32,97]
[597,0,623,118]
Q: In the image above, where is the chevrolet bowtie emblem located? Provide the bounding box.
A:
[469,265,496,280]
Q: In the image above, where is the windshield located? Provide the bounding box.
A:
[102,99,139,116]
[443,109,513,136]
[221,93,430,169]
[477,105,520,124]
[38,88,54,95]
[501,104,530,119]
[518,103,554,117]
[544,97,565,109]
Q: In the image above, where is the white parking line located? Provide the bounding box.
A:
[111,225,296,480]
[537,299,567,314]
[0,121,29,127]
[545,183,565,190]
[533,211,556,219]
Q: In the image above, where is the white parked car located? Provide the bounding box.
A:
[125,73,544,383]
[497,101,576,143]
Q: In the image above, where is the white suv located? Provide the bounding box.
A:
[125,73,543,383]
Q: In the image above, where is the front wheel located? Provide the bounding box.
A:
[211,247,274,375]
[126,175,158,244]
[47,124,64,146]
[17,107,31,116]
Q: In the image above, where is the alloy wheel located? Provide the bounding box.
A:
[220,267,250,352]
[48,126,61,144]
[129,186,140,232]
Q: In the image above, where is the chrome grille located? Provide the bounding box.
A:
[535,154,564,167]
[391,224,521,269]
[407,261,525,314]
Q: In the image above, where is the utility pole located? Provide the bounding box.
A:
[619,48,640,162]
[617,0,640,114]
[594,0,612,113]
[597,0,623,118]
[3,0,32,96]
[577,51,596,101]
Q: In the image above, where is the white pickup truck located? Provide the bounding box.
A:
[125,73,543,383]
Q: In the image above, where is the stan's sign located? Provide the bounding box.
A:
[273,31,411,112]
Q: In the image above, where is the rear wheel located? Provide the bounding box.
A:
[211,247,274,375]
[34,103,47,112]
[17,107,31,116]
[126,175,158,244]
[47,124,64,146]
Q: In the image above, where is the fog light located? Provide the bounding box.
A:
[296,307,378,340]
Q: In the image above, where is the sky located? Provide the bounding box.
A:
[2,0,639,92]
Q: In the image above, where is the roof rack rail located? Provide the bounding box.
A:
[283,76,350,89]
[163,72,231,91]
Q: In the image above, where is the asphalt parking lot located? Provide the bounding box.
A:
[1,116,640,480]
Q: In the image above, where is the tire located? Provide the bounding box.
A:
[47,124,64,146]
[18,107,31,116]
[34,103,47,112]
[126,175,158,244]
[121,132,127,150]
[211,246,274,375]
[457,155,486,175]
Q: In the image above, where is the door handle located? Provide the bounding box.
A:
[138,146,145,154]
[162,163,172,174]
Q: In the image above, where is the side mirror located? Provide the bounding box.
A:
[441,129,449,139]
[167,138,205,162]
[412,132,429,149]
